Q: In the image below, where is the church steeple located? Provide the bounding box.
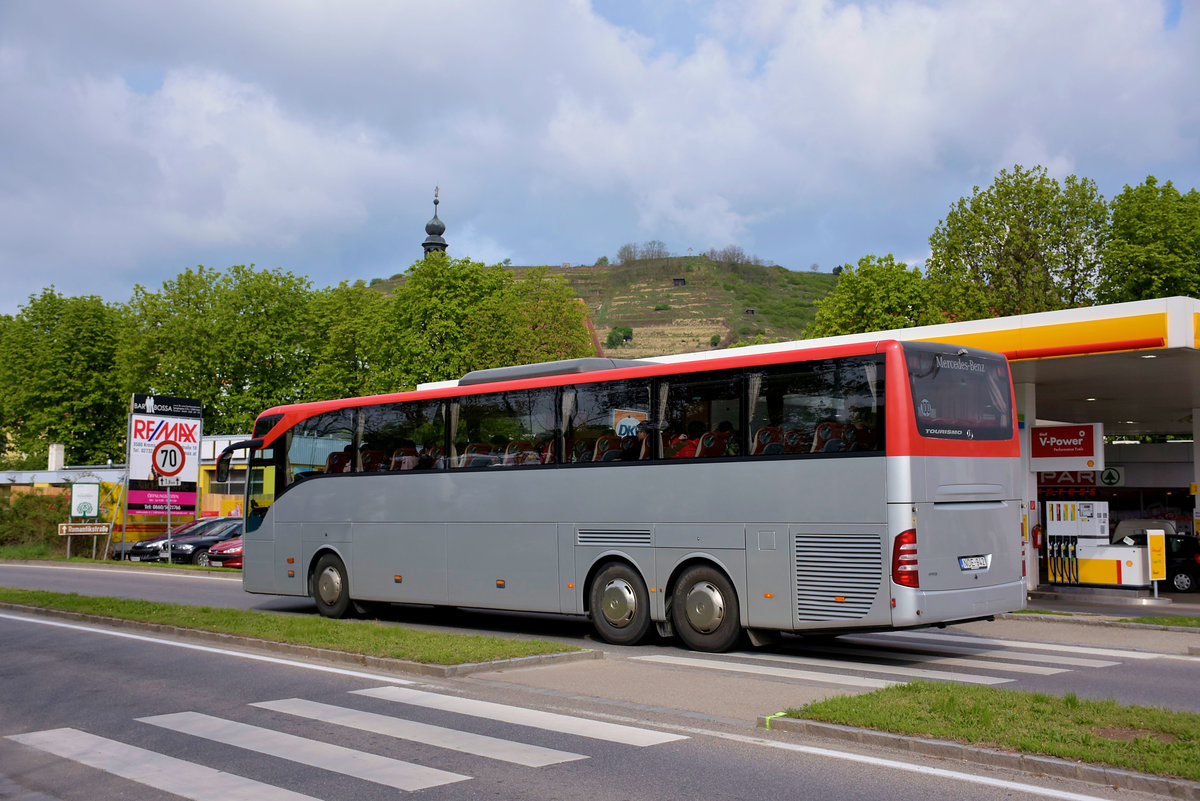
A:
[422,186,447,257]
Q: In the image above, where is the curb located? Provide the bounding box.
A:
[757,716,1200,799]
[0,602,603,678]
[1000,611,1200,636]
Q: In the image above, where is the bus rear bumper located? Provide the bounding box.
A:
[891,579,1027,627]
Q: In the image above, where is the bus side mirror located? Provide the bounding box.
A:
[216,450,232,484]
[216,439,264,483]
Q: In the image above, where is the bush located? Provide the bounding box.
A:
[605,325,634,349]
[654,303,671,311]
[0,491,70,551]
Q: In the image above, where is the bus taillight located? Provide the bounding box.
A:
[892,529,919,588]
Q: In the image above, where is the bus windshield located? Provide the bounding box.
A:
[904,344,1013,441]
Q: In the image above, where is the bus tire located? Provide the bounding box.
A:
[671,565,741,652]
[589,562,651,646]
[311,553,352,618]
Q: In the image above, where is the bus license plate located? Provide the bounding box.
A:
[959,555,989,571]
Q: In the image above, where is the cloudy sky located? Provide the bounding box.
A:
[1,0,1196,315]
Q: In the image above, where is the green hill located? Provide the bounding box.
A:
[375,256,838,359]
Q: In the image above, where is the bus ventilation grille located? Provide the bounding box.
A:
[795,533,883,620]
[576,529,653,547]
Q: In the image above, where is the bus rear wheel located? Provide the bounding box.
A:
[312,553,352,618]
[589,562,651,646]
[671,565,741,652]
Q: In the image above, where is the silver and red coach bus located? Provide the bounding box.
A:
[218,339,1025,652]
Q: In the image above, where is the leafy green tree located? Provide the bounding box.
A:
[0,289,126,467]
[304,280,394,400]
[925,165,1107,319]
[1097,176,1200,303]
[805,255,938,337]
[472,267,595,367]
[118,265,314,435]
[383,254,514,388]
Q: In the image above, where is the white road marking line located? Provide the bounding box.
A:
[872,630,1167,659]
[714,650,1024,682]
[353,686,687,746]
[669,722,1130,801]
[838,634,1119,668]
[254,698,586,767]
[8,728,318,801]
[630,654,908,687]
[772,646,1072,675]
[0,563,242,582]
[138,712,467,792]
[0,612,415,684]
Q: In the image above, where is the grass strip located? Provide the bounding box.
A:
[1117,615,1200,628]
[787,682,1200,781]
[0,587,579,666]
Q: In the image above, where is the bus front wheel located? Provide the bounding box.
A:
[589,562,651,646]
[312,553,352,618]
[671,565,741,652]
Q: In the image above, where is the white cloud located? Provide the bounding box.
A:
[0,0,1196,312]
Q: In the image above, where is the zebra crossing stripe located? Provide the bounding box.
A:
[875,630,1166,660]
[630,654,900,688]
[7,728,319,801]
[352,686,687,746]
[253,698,586,767]
[811,646,1073,675]
[137,712,468,791]
[711,651,1016,683]
[839,634,1119,668]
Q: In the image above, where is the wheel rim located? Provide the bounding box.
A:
[197,552,209,566]
[600,578,638,628]
[317,566,344,605]
[1174,573,1193,592]
[684,581,726,634]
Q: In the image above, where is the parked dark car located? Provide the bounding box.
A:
[206,536,243,569]
[169,519,243,566]
[125,517,239,563]
[1110,520,1200,592]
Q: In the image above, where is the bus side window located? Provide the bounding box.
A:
[565,378,652,466]
[658,370,742,460]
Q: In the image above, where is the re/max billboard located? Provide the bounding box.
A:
[126,395,203,517]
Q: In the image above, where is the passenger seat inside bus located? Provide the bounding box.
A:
[694,431,729,458]
[361,449,387,471]
[460,443,493,468]
[593,434,623,461]
[390,446,418,470]
[783,428,810,453]
[812,421,847,452]
[503,440,532,465]
[750,426,783,455]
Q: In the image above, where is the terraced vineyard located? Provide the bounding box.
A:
[375,256,838,359]
[541,256,837,358]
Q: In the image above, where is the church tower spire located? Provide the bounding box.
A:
[421,186,447,257]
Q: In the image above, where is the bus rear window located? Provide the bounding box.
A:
[904,345,1013,441]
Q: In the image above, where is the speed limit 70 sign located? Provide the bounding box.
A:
[151,440,186,478]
